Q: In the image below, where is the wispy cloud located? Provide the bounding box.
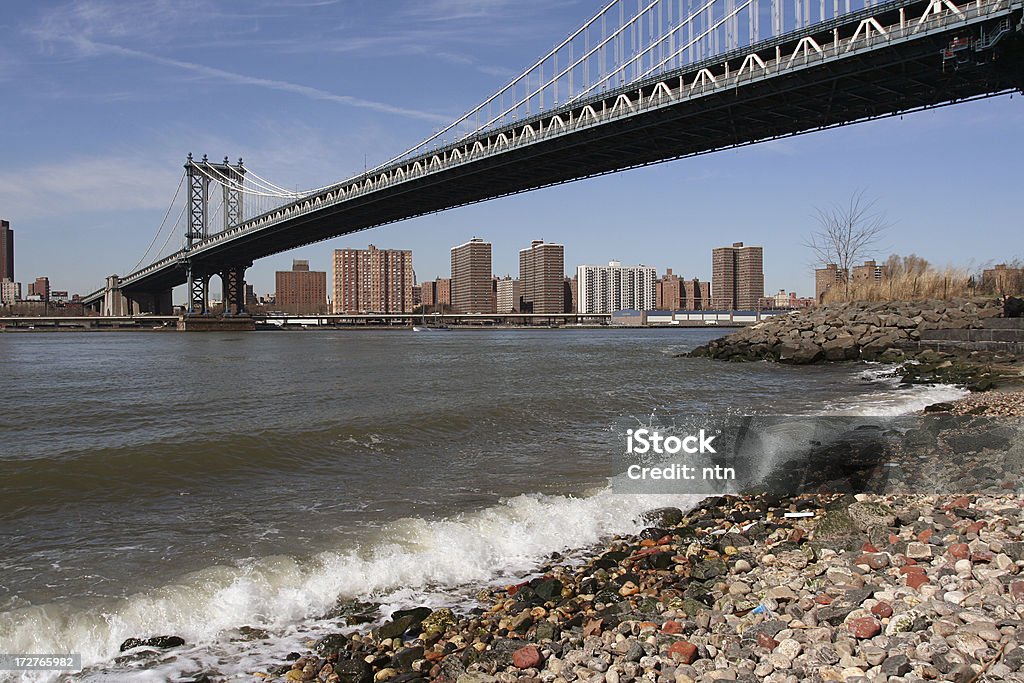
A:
[0,156,181,219]
[402,0,521,21]
[88,39,452,123]
[27,0,452,124]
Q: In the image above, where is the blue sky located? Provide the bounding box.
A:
[1,0,1021,300]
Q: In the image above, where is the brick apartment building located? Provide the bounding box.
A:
[332,245,414,313]
[451,238,494,313]
[711,242,764,310]
[519,240,565,314]
[275,260,327,315]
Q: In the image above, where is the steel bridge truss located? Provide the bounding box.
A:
[183,155,249,315]
[81,0,1023,310]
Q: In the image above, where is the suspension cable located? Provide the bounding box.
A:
[125,172,186,274]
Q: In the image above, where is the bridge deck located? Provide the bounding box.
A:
[85,0,1023,303]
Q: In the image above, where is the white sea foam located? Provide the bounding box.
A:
[823,363,969,416]
[0,489,704,682]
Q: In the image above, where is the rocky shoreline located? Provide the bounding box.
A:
[687,298,1024,393]
[689,298,1008,364]
[241,300,1024,683]
[258,492,1024,683]
[932,389,1024,418]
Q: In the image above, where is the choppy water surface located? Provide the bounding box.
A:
[0,329,965,681]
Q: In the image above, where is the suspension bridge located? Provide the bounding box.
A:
[82,0,1024,318]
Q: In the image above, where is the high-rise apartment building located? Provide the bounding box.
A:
[683,278,712,310]
[657,269,711,310]
[422,278,452,311]
[27,276,50,302]
[576,261,657,314]
[332,245,414,313]
[815,263,846,302]
[814,259,889,302]
[451,238,493,313]
[436,278,451,308]
[656,269,683,309]
[421,281,436,308]
[1,279,20,305]
[518,240,564,314]
[275,259,327,315]
[564,276,576,314]
[0,220,13,282]
[711,242,764,309]
[851,259,888,284]
[496,277,521,313]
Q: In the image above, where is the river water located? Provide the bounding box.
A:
[0,328,965,681]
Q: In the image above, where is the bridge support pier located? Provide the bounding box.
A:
[220,264,250,315]
[186,264,210,315]
[126,289,174,316]
[102,275,129,317]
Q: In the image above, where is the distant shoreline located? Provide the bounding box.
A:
[0,323,750,333]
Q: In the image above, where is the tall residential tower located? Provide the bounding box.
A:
[711,242,764,309]
[333,245,414,313]
[451,238,494,313]
[0,220,13,282]
[519,240,564,314]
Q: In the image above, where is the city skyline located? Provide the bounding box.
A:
[0,2,1021,301]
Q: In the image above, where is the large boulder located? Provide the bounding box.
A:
[778,340,822,365]
[822,334,858,361]
[1005,296,1024,318]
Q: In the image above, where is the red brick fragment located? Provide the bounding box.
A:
[849,617,881,639]
[668,641,699,664]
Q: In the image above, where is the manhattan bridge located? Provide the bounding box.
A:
[81,0,1024,316]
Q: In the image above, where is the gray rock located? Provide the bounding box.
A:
[879,654,911,676]
[847,501,897,532]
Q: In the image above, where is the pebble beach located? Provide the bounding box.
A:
[264,490,1024,683]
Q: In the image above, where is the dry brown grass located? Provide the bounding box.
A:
[820,255,1023,303]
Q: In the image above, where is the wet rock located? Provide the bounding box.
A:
[235,626,270,641]
[643,507,684,527]
[334,659,374,683]
[375,607,432,640]
[690,558,728,581]
[118,635,186,652]
[392,646,425,670]
[314,633,349,656]
[420,608,455,638]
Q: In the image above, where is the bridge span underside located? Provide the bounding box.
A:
[113,0,1022,307]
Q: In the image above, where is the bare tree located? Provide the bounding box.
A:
[805,190,890,298]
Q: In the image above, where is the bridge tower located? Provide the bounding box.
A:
[183,154,251,315]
